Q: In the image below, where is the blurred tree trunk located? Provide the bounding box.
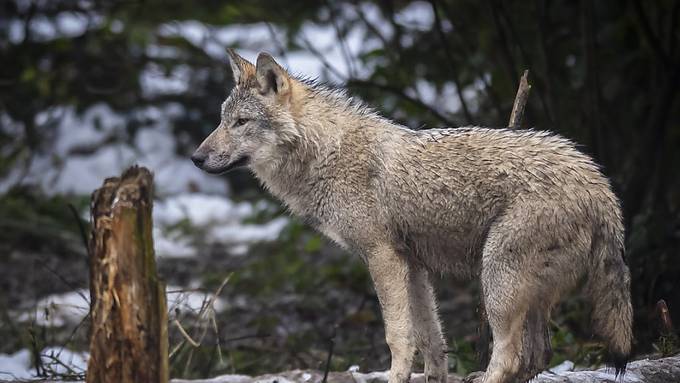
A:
[86,166,168,383]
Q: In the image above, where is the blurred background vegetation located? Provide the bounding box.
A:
[0,0,679,380]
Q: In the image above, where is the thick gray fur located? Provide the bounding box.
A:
[192,50,633,383]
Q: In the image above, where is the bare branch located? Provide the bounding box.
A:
[346,79,457,126]
[632,0,672,67]
[430,0,474,124]
[508,70,531,129]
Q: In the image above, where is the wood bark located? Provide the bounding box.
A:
[86,166,168,383]
[508,70,532,129]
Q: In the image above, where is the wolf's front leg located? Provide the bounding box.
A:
[366,243,416,383]
[409,269,448,382]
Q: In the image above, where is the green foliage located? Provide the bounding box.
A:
[448,339,478,376]
[550,321,606,368]
[654,333,680,357]
[0,187,88,253]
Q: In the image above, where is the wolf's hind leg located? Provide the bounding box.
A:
[481,302,525,383]
[366,243,417,383]
[480,257,530,383]
[409,268,448,383]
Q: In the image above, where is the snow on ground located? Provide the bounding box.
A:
[14,290,89,327]
[0,101,289,259]
[156,2,446,88]
[153,194,288,258]
[0,103,227,196]
[0,347,88,380]
[166,284,228,316]
[0,349,33,380]
[12,285,229,327]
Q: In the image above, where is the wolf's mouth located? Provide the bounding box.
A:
[207,155,250,174]
[226,155,250,171]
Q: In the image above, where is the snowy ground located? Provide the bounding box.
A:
[0,100,294,379]
[0,347,88,381]
[0,4,477,379]
[4,356,678,383]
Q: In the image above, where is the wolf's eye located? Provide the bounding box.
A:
[234,118,249,127]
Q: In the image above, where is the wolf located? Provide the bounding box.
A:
[191,50,633,383]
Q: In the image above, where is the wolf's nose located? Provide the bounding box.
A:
[191,151,207,168]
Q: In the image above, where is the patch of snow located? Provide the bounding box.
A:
[348,3,394,40]
[140,63,192,97]
[15,290,89,327]
[0,348,88,380]
[0,349,32,380]
[351,371,389,383]
[154,227,196,258]
[209,217,288,243]
[156,15,386,83]
[0,103,228,196]
[229,244,250,256]
[13,284,231,328]
[394,1,434,31]
[153,194,287,258]
[252,377,295,383]
[39,347,88,376]
[347,365,360,373]
[6,11,103,44]
[167,285,227,315]
[53,143,138,193]
[7,19,26,44]
[154,194,253,227]
[172,374,253,383]
[147,43,182,59]
[548,360,574,373]
[55,12,96,37]
[110,19,124,33]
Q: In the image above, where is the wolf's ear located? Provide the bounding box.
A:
[227,48,255,85]
[255,53,290,98]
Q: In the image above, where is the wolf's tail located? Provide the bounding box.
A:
[586,226,633,375]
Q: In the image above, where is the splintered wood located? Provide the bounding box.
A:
[87,166,168,383]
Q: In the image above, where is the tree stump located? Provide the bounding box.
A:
[86,166,168,383]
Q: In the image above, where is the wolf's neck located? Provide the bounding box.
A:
[251,85,383,218]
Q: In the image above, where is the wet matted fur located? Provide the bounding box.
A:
[192,50,633,383]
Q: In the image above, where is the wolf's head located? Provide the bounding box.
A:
[191,50,300,174]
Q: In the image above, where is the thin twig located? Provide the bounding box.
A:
[346,79,455,125]
[39,261,89,305]
[299,36,347,81]
[265,22,289,67]
[174,319,200,347]
[327,1,356,78]
[430,0,474,124]
[321,325,337,383]
[508,70,531,129]
[169,273,232,359]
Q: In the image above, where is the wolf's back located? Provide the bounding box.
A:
[376,126,633,367]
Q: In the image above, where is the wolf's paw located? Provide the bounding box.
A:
[423,373,448,383]
[462,371,485,383]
